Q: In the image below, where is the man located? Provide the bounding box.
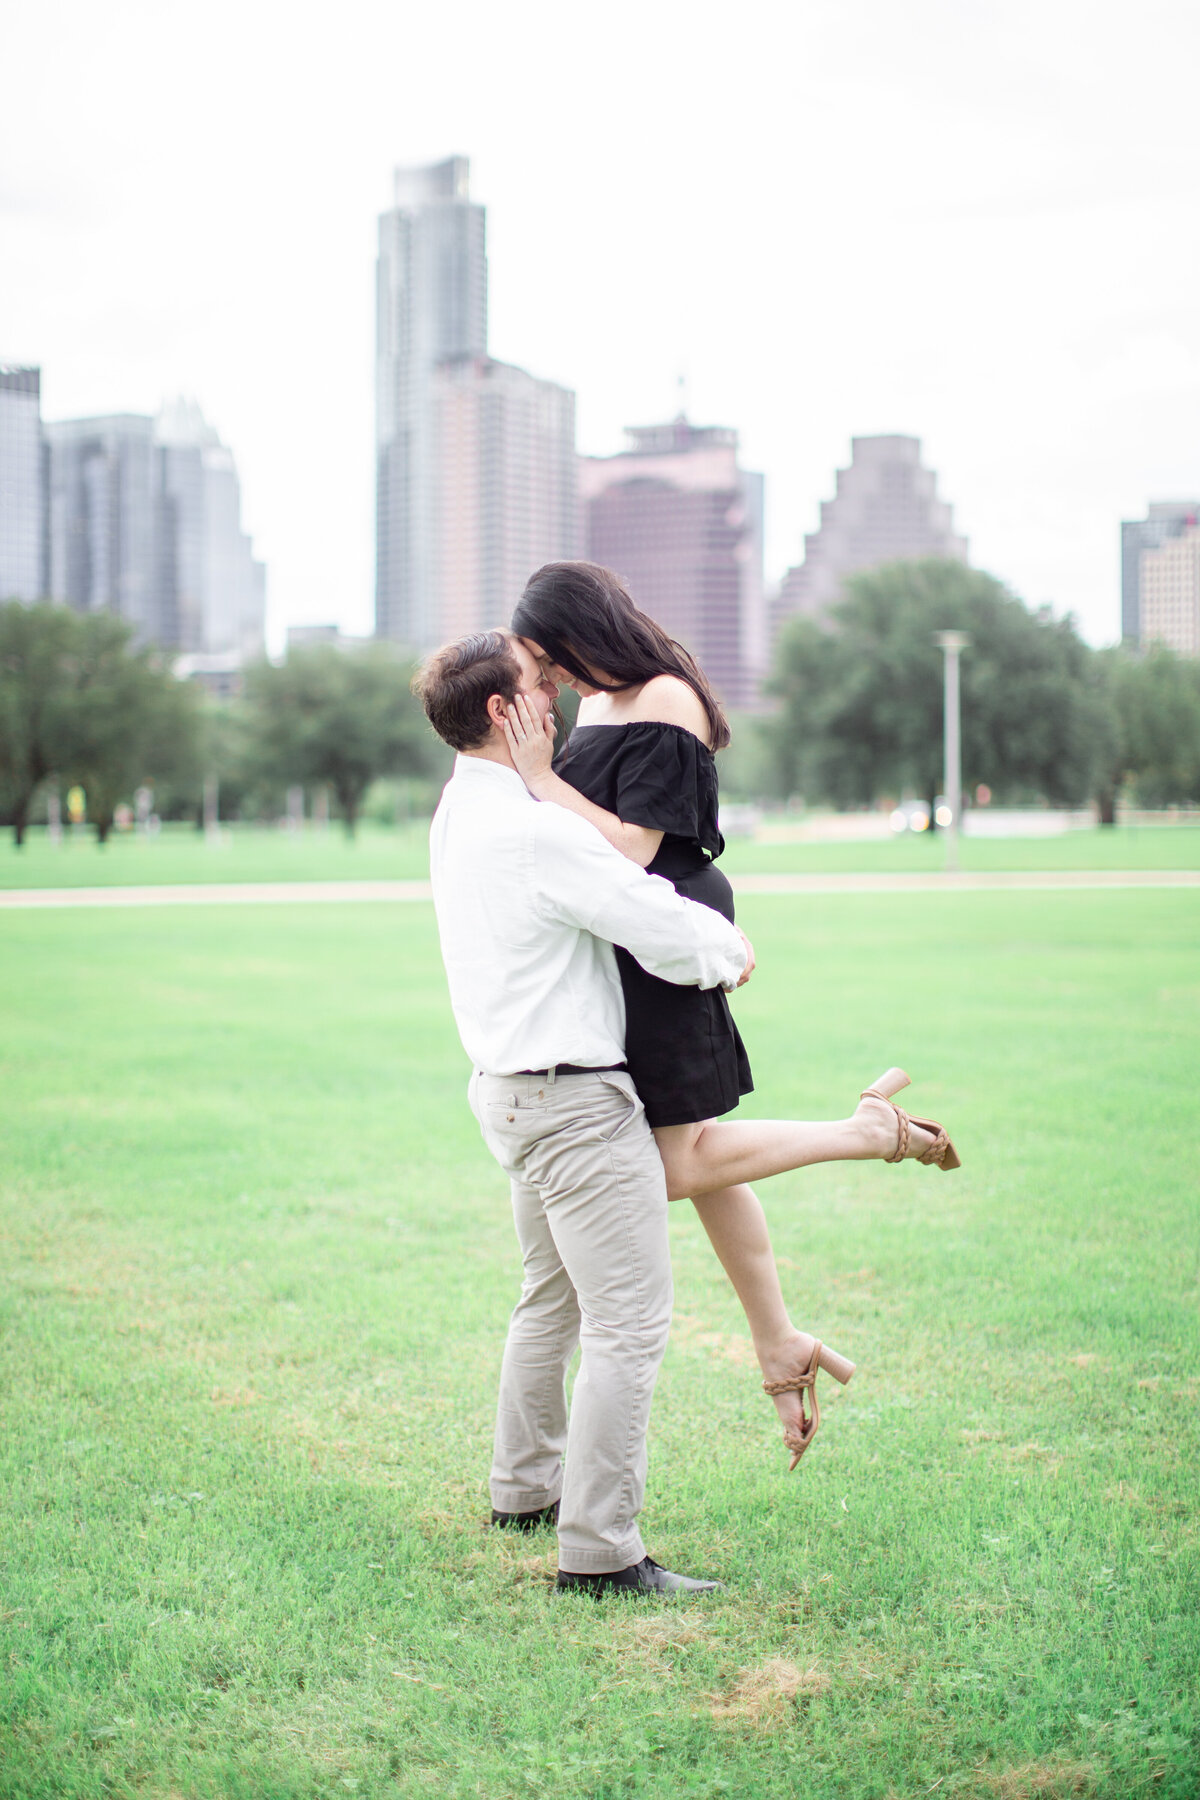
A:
[415,630,751,1595]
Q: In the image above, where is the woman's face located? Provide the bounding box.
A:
[520,638,611,698]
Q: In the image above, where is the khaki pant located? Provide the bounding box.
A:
[469,1068,672,1572]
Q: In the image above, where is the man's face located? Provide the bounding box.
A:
[509,638,559,722]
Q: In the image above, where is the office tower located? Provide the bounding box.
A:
[45,400,264,657]
[433,357,578,639]
[45,414,161,639]
[155,397,265,658]
[0,366,46,601]
[579,416,765,708]
[375,157,487,648]
[1121,501,1200,643]
[1139,522,1200,656]
[776,435,968,629]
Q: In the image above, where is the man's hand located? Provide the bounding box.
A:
[734,927,755,986]
[503,693,556,791]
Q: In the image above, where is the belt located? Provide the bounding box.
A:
[513,1061,628,1079]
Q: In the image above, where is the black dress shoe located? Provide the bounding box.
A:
[555,1555,723,1596]
[490,1501,560,1532]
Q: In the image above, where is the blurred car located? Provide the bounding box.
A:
[889,799,931,834]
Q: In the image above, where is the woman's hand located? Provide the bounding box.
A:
[734,927,755,986]
[503,692,556,792]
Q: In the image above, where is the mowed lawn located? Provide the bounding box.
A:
[1,892,1197,1800]
[2,820,1199,889]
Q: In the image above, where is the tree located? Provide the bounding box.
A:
[66,613,202,841]
[766,560,1108,813]
[1092,645,1200,818]
[0,602,80,846]
[242,643,437,835]
[0,602,202,844]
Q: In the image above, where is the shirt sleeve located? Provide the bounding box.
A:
[531,806,746,991]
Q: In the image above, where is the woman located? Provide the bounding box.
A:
[505,561,959,1469]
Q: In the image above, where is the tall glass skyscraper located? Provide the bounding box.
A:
[44,400,264,656]
[375,158,578,649]
[0,366,46,602]
[376,158,487,648]
[45,414,161,639]
[154,397,266,658]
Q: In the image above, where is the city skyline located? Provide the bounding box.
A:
[3,1,1199,652]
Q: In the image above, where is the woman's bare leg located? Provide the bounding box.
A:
[688,1182,824,1448]
[655,1094,936,1204]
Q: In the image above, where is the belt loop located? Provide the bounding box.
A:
[546,1064,557,1086]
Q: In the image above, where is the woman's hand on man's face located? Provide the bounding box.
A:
[503,692,557,791]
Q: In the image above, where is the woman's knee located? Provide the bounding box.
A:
[653,1122,709,1202]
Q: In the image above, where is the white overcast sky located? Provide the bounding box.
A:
[4,0,1198,649]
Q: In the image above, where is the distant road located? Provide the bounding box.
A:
[2,870,1199,909]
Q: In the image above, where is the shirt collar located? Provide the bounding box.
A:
[451,753,532,798]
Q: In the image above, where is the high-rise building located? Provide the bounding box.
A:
[374,156,578,651]
[775,435,968,630]
[1121,501,1199,643]
[45,414,161,639]
[579,416,765,708]
[155,397,265,658]
[433,356,577,640]
[0,366,46,601]
[1140,523,1200,657]
[375,157,487,648]
[45,399,264,656]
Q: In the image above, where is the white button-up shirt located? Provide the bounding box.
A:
[429,754,747,1076]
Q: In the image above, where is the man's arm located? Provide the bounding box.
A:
[532,806,748,992]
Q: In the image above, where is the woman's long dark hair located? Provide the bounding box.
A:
[511,562,731,751]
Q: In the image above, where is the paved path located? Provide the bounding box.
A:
[2,870,1198,909]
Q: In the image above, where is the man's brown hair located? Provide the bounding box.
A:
[412,630,522,751]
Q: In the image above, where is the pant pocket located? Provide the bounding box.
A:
[593,1072,643,1143]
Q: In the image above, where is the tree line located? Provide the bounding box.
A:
[3,566,1199,848]
[0,603,446,845]
[749,560,1200,819]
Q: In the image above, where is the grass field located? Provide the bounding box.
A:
[2,819,1200,889]
[2,891,1198,1799]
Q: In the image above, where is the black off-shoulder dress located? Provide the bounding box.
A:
[554,720,754,1128]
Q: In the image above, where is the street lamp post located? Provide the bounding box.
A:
[934,631,971,874]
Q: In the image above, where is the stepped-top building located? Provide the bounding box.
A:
[579,416,765,708]
[775,435,968,630]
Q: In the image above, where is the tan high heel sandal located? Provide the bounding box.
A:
[861,1067,961,1171]
[763,1339,856,1471]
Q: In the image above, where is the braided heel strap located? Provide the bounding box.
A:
[861,1086,910,1163]
[919,1127,950,1165]
[762,1341,823,1471]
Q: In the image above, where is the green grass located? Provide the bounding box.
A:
[2,893,1198,1799]
[718,823,1200,876]
[3,819,1199,890]
[0,822,434,888]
